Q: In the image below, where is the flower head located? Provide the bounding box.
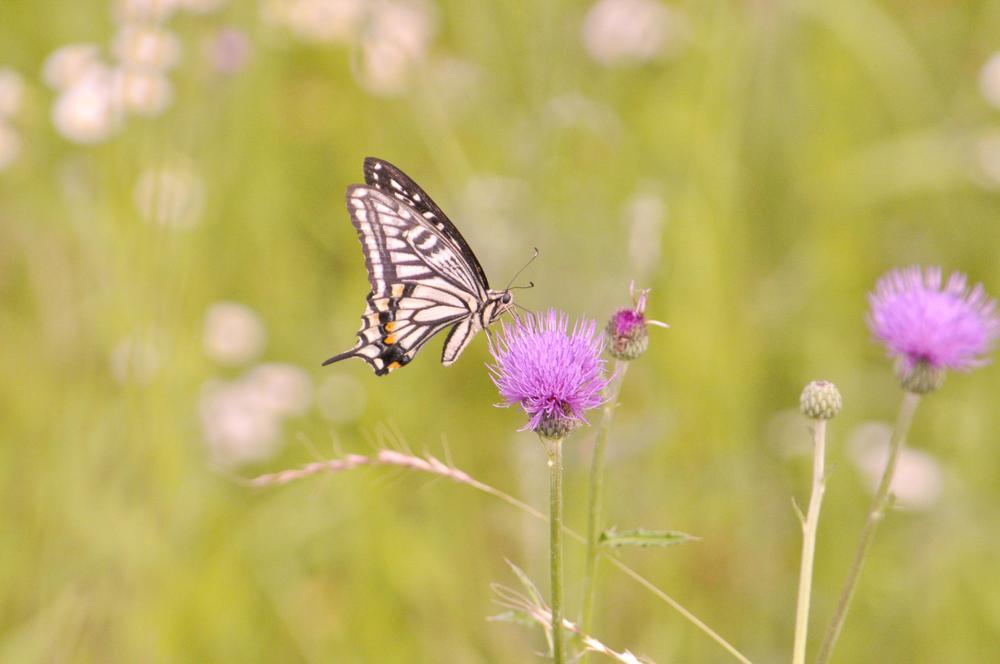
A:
[605,282,668,361]
[868,266,1000,392]
[488,310,611,439]
[800,380,842,420]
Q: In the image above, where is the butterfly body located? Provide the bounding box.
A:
[323,158,514,376]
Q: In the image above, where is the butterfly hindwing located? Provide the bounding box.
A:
[440,316,480,366]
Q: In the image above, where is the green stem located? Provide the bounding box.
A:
[791,419,827,664]
[546,436,565,664]
[814,391,921,664]
[580,361,629,646]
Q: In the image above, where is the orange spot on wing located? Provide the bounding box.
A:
[385,322,396,332]
[388,361,401,371]
[385,335,397,344]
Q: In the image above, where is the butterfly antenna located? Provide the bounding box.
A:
[504,247,539,291]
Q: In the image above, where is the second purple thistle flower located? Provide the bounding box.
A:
[868,266,1000,391]
[488,310,611,439]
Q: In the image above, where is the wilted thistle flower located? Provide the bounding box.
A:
[488,310,610,439]
[605,282,669,361]
[868,266,1000,393]
[800,380,842,420]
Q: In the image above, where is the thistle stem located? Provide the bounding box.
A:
[546,436,566,664]
[814,391,921,664]
[580,361,629,646]
[791,420,827,664]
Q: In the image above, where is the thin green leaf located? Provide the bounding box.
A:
[599,527,699,549]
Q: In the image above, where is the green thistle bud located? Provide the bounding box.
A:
[799,380,842,420]
[898,360,944,395]
[537,405,581,440]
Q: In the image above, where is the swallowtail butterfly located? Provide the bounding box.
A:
[323,157,517,376]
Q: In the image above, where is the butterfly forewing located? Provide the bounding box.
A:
[364,157,491,291]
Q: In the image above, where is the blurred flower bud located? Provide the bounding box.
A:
[206,27,251,76]
[897,361,945,395]
[799,380,842,420]
[203,301,267,366]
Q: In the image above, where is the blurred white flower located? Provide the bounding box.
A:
[0,68,25,118]
[203,301,267,366]
[978,52,1000,110]
[134,161,205,228]
[582,0,688,67]
[110,329,164,385]
[199,378,283,467]
[113,68,174,116]
[51,68,124,144]
[205,27,252,75]
[625,186,666,282]
[113,0,181,24]
[0,121,20,171]
[355,0,435,95]
[112,25,182,72]
[848,422,944,511]
[973,130,1000,189]
[246,363,313,417]
[316,373,367,422]
[43,43,104,90]
[264,0,366,43]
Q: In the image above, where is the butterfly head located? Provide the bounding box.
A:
[483,289,515,325]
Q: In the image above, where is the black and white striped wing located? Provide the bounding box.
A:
[322,186,486,376]
[364,157,491,291]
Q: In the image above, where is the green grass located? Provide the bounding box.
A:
[2,1,1000,661]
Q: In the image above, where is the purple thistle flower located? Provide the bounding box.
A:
[488,310,611,439]
[868,266,1000,391]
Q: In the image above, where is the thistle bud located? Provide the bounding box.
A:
[606,308,649,361]
[898,360,945,395]
[605,282,668,361]
[799,380,842,420]
[537,406,583,440]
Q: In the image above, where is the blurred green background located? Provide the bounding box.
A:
[2,0,1000,662]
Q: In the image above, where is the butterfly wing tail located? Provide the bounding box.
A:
[321,349,358,367]
[321,345,396,376]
